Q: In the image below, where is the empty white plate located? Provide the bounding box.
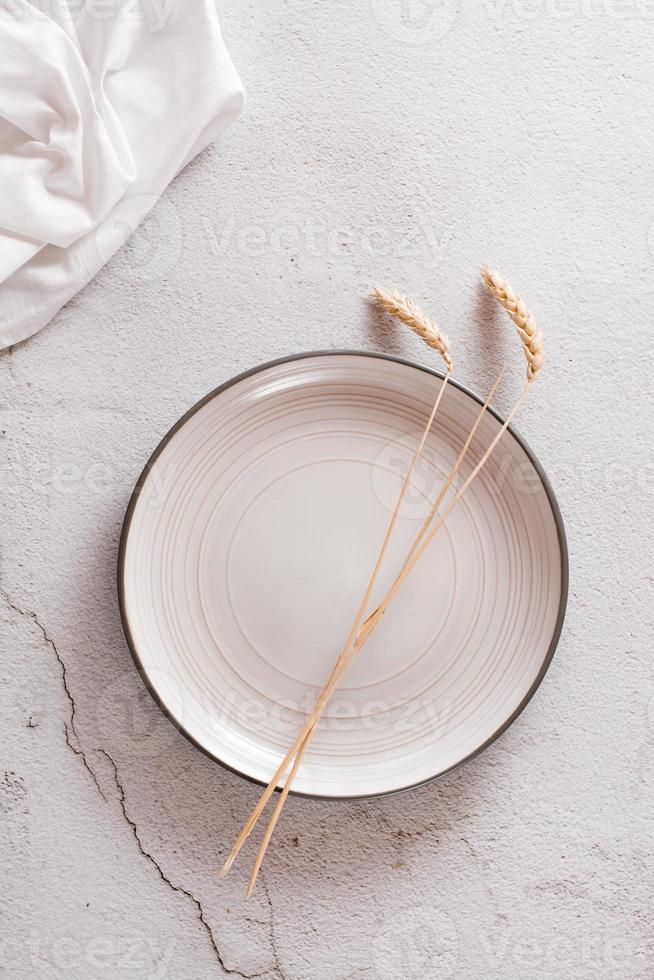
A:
[119,352,567,798]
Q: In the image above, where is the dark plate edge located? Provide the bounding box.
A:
[117,350,569,802]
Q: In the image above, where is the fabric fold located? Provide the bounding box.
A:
[0,0,243,349]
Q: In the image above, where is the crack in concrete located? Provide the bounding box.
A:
[0,586,106,801]
[2,584,281,979]
[63,720,106,801]
[98,749,269,980]
[260,872,288,980]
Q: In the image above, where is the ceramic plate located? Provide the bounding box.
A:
[119,352,567,799]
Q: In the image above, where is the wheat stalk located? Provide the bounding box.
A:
[371,287,453,372]
[222,290,454,891]
[365,266,545,623]
[480,266,544,381]
[222,367,453,886]
[222,269,544,895]
[360,363,507,631]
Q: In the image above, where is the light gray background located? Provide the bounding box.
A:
[2,2,653,978]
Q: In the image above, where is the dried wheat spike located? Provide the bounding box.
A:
[480,266,545,381]
[371,287,453,372]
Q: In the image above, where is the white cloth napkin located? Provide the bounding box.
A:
[0,0,243,349]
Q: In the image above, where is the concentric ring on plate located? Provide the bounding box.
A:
[118,351,568,799]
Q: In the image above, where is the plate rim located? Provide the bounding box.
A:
[117,350,569,801]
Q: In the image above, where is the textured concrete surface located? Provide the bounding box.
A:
[2,2,653,978]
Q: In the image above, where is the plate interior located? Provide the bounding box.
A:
[120,353,565,797]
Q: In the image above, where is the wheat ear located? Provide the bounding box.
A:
[241,290,460,890]
[258,270,545,844]
[480,267,544,381]
[361,265,545,626]
[240,292,458,893]
[225,271,543,894]
[224,290,455,891]
[371,287,453,372]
